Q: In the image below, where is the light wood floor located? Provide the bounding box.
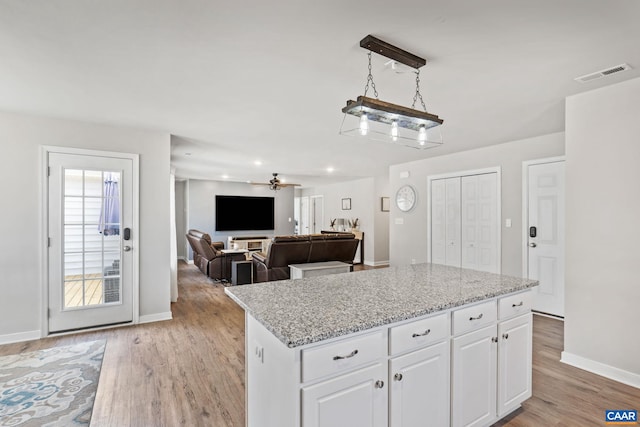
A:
[1,262,638,426]
[65,274,105,307]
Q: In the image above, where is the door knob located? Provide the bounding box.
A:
[529,242,537,248]
[123,245,132,252]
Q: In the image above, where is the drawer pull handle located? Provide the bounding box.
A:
[469,313,484,321]
[492,337,498,343]
[512,301,524,307]
[503,333,509,340]
[333,349,358,360]
[412,329,431,338]
[375,380,385,389]
[394,373,403,381]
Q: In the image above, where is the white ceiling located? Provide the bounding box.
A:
[1,0,639,187]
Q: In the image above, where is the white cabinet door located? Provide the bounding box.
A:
[302,363,387,427]
[461,174,499,273]
[497,313,532,416]
[452,325,497,427]
[389,341,450,427]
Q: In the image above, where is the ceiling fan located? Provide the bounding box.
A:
[252,173,300,191]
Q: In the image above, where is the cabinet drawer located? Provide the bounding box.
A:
[389,313,449,355]
[452,300,497,336]
[498,291,532,320]
[301,330,385,382]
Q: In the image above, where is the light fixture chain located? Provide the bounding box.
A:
[411,70,427,112]
[363,51,379,99]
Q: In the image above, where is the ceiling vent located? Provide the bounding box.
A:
[574,63,632,83]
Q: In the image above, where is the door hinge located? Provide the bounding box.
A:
[47,166,51,177]
[48,237,51,247]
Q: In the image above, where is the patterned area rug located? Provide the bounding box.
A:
[0,340,105,427]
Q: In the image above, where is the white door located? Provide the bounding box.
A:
[430,177,461,267]
[48,152,135,332]
[302,363,387,427]
[300,196,310,235]
[526,160,565,317]
[461,174,499,273]
[451,325,497,427]
[497,314,532,417]
[389,341,450,427]
[294,197,301,234]
[311,195,324,234]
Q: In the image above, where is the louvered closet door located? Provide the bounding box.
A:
[461,174,499,273]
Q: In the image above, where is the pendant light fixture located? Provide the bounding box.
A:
[339,35,444,149]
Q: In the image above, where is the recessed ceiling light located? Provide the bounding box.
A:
[254,160,262,166]
[327,167,335,173]
[222,174,229,179]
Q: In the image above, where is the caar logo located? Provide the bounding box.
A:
[606,410,638,425]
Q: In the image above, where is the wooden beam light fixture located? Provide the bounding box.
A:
[340,35,444,149]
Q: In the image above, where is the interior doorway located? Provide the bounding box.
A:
[523,158,565,318]
[45,147,139,333]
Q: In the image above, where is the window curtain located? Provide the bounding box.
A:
[99,172,120,235]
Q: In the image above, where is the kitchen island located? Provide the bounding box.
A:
[225,263,538,427]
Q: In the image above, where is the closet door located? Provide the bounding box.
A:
[461,174,499,273]
[431,177,460,267]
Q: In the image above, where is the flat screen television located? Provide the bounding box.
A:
[215,195,275,231]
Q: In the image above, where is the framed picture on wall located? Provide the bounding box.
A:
[381,197,390,212]
[341,198,351,210]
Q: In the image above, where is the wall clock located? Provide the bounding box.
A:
[396,185,417,212]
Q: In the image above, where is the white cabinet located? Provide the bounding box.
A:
[302,363,387,427]
[451,325,497,427]
[451,294,532,427]
[227,236,271,256]
[245,290,533,427]
[497,313,532,417]
[390,341,450,427]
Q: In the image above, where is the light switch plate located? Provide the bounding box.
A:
[505,218,512,228]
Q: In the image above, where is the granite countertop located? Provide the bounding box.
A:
[224,263,538,348]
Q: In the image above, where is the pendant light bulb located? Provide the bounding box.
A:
[391,121,398,141]
[359,113,369,135]
[418,125,427,146]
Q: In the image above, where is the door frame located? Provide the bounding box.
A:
[41,146,140,336]
[310,195,324,234]
[426,166,502,272]
[521,156,565,278]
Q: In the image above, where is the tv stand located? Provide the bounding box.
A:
[228,236,272,257]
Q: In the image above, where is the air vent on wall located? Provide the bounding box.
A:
[574,63,632,83]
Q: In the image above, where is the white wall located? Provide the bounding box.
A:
[302,176,389,265]
[389,132,565,276]
[373,175,390,265]
[185,179,295,256]
[0,111,172,341]
[563,76,640,383]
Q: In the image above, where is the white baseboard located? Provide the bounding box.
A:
[186,259,194,265]
[561,351,640,389]
[139,312,173,324]
[0,330,42,345]
[366,260,390,267]
[178,256,187,261]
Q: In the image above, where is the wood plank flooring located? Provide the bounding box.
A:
[65,273,105,307]
[1,261,638,426]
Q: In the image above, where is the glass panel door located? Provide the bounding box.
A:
[62,169,121,308]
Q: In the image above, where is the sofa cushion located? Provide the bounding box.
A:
[308,238,359,263]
